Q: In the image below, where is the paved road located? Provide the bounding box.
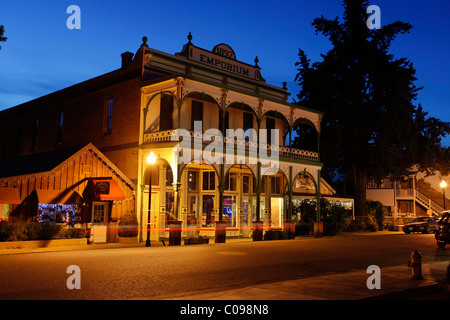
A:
[0,233,448,300]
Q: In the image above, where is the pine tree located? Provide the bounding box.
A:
[294,0,450,217]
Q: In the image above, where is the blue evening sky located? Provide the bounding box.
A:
[0,1,449,143]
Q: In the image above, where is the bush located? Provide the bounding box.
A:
[118,211,138,237]
[264,230,288,240]
[367,200,385,230]
[295,223,311,235]
[0,219,85,241]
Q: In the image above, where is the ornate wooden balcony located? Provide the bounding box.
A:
[143,129,319,162]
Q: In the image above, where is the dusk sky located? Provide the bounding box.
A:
[1,0,449,143]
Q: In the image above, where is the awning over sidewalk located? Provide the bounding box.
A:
[35,189,83,205]
[0,188,22,204]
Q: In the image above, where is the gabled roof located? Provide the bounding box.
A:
[0,143,134,191]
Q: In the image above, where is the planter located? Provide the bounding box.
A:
[184,237,210,245]
[314,221,324,238]
[253,221,264,241]
[117,236,138,244]
[0,238,86,250]
[284,222,296,239]
[169,221,182,246]
[215,221,227,243]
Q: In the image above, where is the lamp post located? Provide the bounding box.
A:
[440,180,447,211]
[146,151,156,247]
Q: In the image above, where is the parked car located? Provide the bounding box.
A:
[402,216,440,234]
[435,211,450,248]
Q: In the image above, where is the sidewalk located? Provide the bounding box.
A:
[171,261,450,300]
[1,232,449,300]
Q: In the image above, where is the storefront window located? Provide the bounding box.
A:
[165,192,175,227]
[202,171,215,190]
[188,196,198,226]
[225,172,237,191]
[188,171,198,190]
[202,195,214,227]
[38,204,76,226]
[243,175,250,194]
[271,176,281,194]
[0,204,10,221]
[92,203,106,224]
[166,166,173,186]
[223,195,236,227]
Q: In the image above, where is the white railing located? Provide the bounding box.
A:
[143,129,319,162]
[416,190,443,214]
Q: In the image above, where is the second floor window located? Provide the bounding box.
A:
[191,100,203,131]
[16,125,22,154]
[32,120,39,151]
[57,112,64,144]
[1,129,7,157]
[160,94,174,131]
[202,171,215,191]
[266,117,275,145]
[104,98,113,135]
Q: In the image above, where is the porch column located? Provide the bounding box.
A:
[264,175,271,229]
[238,171,244,236]
[139,185,145,242]
[288,166,293,221]
[180,170,188,237]
[256,162,261,221]
[159,166,167,240]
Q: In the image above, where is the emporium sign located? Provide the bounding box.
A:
[188,44,259,80]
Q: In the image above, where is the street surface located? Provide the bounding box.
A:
[0,233,448,300]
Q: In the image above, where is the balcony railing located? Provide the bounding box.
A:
[143,129,319,162]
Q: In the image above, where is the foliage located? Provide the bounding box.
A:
[118,211,138,237]
[293,0,450,217]
[366,200,385,230]
[0,219,83,241]
[0,25,6,50]
[264,230,288,240]
[293,198,350,235]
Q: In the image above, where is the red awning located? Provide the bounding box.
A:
[35,190,83,205]
[89,179,125,201]
[0,188,22,204]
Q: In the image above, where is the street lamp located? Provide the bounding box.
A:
[440,180,447,211]
[146,151,156,247]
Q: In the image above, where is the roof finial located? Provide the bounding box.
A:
[282,82,287,90]
[187,32,193,44]
[254,56,259,67]
[141,36,148,48]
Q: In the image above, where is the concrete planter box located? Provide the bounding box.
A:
[117,236,138,244]
[314,221,324,238]
[0,238,86,250]
[184,237,209,245]
[253,221,264,241]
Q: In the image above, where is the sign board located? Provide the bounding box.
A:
[186,44,262,81]
[95,181,110,195]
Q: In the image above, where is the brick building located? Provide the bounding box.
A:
[0,34,341,243]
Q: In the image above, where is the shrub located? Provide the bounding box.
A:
[367,200,385,230]
[264,230,288,240]
[295,223,311,235]
[118,211,138,237]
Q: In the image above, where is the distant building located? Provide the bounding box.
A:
[367,169,448,218]
[0,34,347,242]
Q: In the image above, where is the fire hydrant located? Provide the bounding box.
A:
[408,249,423,280]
